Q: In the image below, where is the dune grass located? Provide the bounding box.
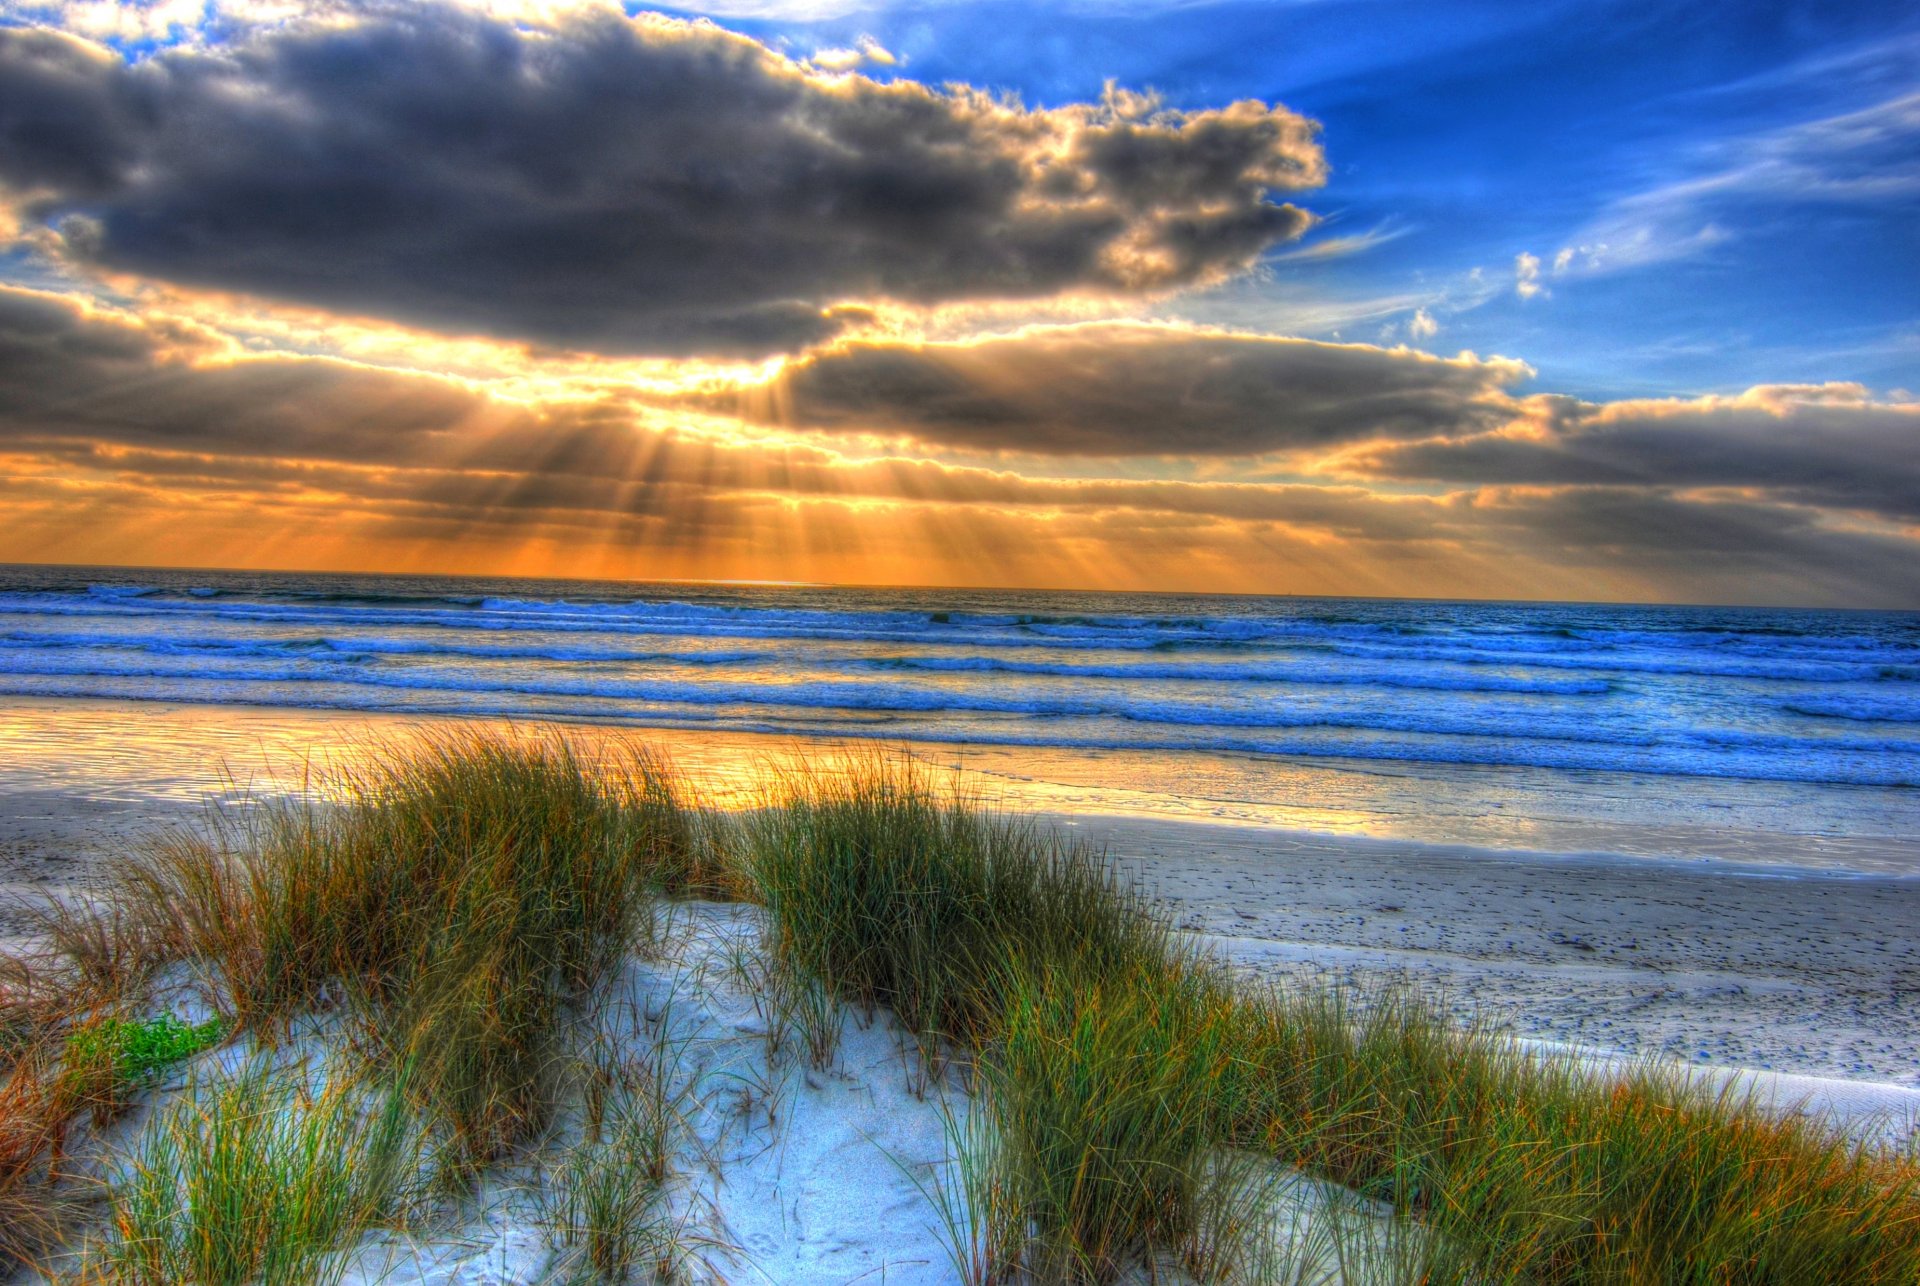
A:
[0,1037,95,1271]
[126,732,685,1023]
[104,1060,419,1286]
[985,960,1245,1278]
[744,751,1920,1284]
[1211,983,1920,1282]
[539,1026,693,1284]
[108,731,699,1167]
[748,753,1170,1060]
[0,731,1913,1283]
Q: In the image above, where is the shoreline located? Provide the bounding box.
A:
[4,790,1917,1092]
[0,695,1914,1089]
[2,693,1917,875]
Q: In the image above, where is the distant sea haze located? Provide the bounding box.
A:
[0,565,1916,796]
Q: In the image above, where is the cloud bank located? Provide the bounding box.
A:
[0,286,509,461]
[5,285,1918,606]
[695,323,1530,455]
[1345,384,1920,523]
[0,8,1323,355]
[0,3,1914,606]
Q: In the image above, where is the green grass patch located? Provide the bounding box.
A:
[52,1011,227,1136]
[102,1061,419,1286]
[64,1013,224,1088]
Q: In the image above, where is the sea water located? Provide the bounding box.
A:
[1,565,1915,870]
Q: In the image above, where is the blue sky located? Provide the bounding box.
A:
[667,0,1918,398]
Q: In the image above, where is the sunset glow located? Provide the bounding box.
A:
[0,0,1913,604]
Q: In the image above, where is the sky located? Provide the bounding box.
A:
[0,0,1914,605]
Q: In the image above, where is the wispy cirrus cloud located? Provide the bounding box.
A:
[1525,90,1920,285]
[1267,218,1414,263]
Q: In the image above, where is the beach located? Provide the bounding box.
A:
[2,696,1914,1092]
[1082,817,1920,1086]
[1,701,1917,1282]
[6,3,1917,1272]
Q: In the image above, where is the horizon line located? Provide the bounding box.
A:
[1,558,1911,617]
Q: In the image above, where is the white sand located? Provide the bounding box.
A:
[332,901,970,1285]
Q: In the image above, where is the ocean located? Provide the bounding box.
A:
[2,564,1917,870]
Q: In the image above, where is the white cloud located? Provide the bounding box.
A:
[1267,218,1413,263]
[1408,307,1439,339]
[807,34,897,71]
[1514,251,1547,300]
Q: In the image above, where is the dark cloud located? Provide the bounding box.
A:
[0,285,512,459]
[0,8,1322,355]
[0,29,147,197]
[1456,487,1920,606]
[1348,385,1920,520]
[0,297,1432,527]
[694,323,1529,455]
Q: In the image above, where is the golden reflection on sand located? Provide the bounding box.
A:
[6,694,1897,874]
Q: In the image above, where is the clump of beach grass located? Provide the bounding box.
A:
[130,731,683,1021]
[983,958,1242,1278]
[748,752,1171,1061]
[0,1036,97,1271]
[15,894,166,1014]
[1219,984,1920,1282]
[540,1025,695,1284]
[100,1059,420,1286]
[96,730,706,1168]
